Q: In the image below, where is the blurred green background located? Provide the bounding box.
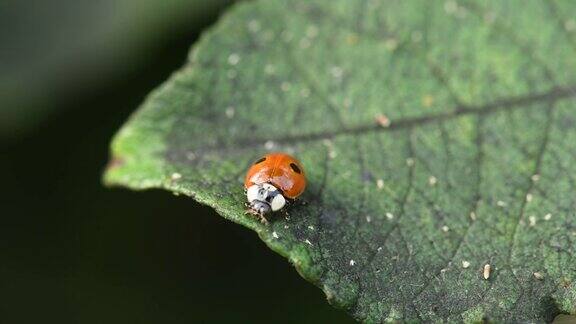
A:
[1,1,351,322]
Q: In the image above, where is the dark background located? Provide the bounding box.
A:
[1,1,351,322]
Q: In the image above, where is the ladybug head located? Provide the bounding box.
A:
[246,183,286,214]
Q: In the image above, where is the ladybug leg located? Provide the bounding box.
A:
[257,213,270,225]
[244,207,270,225]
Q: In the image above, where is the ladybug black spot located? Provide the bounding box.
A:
[289,162,302,174]
[254,157,266,164]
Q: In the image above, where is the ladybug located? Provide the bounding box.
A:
[244,152,306,223]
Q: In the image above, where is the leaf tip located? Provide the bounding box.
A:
[102,155,126,186]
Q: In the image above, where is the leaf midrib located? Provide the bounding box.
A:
[194,84,576,153]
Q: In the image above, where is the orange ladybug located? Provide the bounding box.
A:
[244,152,306,223]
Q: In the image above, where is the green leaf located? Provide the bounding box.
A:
[104,0,576,321]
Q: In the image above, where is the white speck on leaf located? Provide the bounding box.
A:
[225,106,235,118]
[422,95,434,107]
[406,158,415,167]
[529,215,537,227]
[531,174,540,182]
[306,25,319,38]
[526,193,533,202]
[470,211,477,221]
[483,264,491,279]
[497,200,507,207]
[350,260,356,266]
[429,176,438,186]
[304,239,312,246]
[544,213,552,221]
[376,179,384,189]
[384,38,398,51]
[272,232,279,239]
[366,215,372,223]
[377,247,382,252]
[386,212,394,220]
[308,225,314,230]
[533,272,544,280]
[328,150,338,159]
[375,114,391,127]
[441,225,450,232]
[228,53,240,65]
[171,172,182,180]
[462,261,470,269]
[264,140,275,150]
[264,64,276,75]
[330,66,344,79]
[248,20,261,32]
